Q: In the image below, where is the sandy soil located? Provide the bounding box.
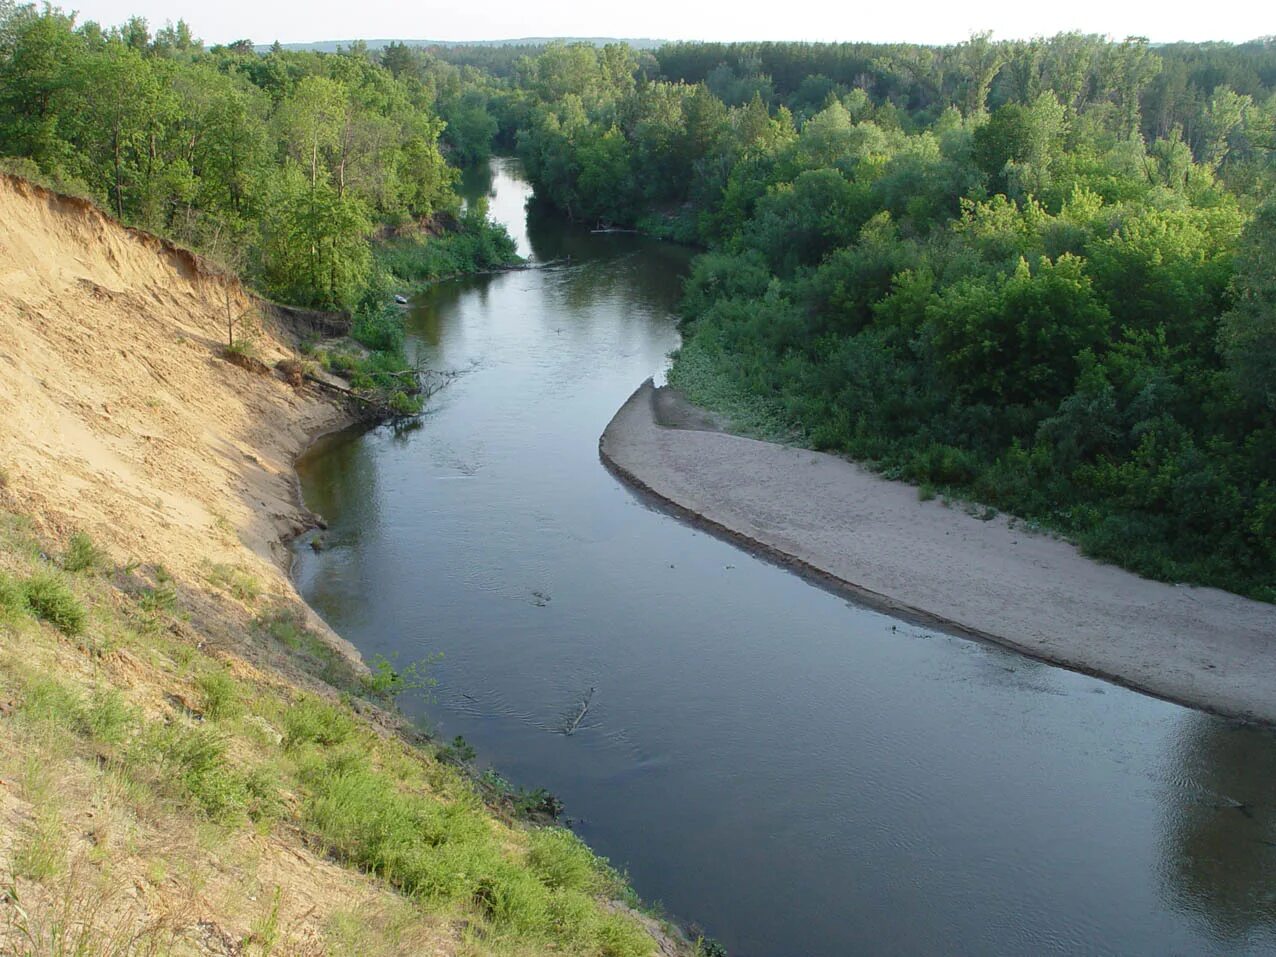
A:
[0,173,356,657]
[602,380,1276,726]
[0,177,687,956]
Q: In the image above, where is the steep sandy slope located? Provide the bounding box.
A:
[0,173,341,587]
[0,177,684,956]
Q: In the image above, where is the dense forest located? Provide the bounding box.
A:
[448,36,1275,599]
[1,10,1272,599]
[0,4,517,318]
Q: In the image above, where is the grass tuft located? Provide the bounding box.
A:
[81,688,139,745]
[196,667,244,722]
[22,572,87,636]
[61,531,109,574]
[283,695,355,750]
[205,562,262,603]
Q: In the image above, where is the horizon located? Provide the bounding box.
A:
[55,1,1275,48]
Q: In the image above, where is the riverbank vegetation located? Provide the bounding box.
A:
[377,203,521,291]
[447,37,1276,600]
[0,511,675,952]
[0,3,518,420]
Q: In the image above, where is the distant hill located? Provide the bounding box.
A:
[256,37,666,53]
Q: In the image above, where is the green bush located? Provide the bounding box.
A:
[81,688,138,745]
[22,572,87,636]
[61,532,108,574]
[283,695,356,750]
[196,668,244,721]
[135,723,248,824]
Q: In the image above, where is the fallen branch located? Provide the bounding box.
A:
[303,372,378,405]
[563,687,595,736]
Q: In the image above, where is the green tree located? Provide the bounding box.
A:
[1219,199,1276,411]
[260,164,372,308]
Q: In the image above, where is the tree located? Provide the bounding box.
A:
[68,43,174,220]
[0,8,81,170]
[954,31,1004,117]
[261,164,372,308]
[1220,199,1276,411]
[972,94,1066,195]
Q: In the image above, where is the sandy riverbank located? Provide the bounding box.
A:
[0,173,694,956]
[601,379,1276,726]
[0,172,361,663]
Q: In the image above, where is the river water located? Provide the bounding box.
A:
[294,158,1276,956]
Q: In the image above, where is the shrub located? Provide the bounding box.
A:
[81,688,138,745]
[138,583,179,615]
[196,668,244,721]
[283,696,355,749]
[61,532,108,573]
[134,724,247,824]
[22,573,87,636]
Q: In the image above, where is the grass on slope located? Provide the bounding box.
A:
[0,511,679,956]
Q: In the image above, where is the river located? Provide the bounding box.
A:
[294,157,1276,956]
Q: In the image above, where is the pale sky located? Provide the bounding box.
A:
[62,0,1271,47]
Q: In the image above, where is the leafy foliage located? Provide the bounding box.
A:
[0,5,461,309]
[494,36,1276,599]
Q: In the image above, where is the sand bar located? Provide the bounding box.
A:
[601,379,1276,725]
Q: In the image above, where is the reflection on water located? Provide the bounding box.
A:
[296,157,1276,957]
[1161,716,1276,948]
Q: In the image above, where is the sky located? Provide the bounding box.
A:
[63,0,1271,47]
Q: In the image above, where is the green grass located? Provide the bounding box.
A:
[204,562,262,603]
[60,531,108,574]
[196,667,244,721]
[667,335,797,444]
[130,722,252,825]
[300,748,651,955]
[283,695,356,750]
[13,804,65,883]
[21,572,87,636]
[255,607,367,693]
[15,673,85,730]
[0,570,26,618]
[80,688,138,745]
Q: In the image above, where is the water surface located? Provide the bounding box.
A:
[296,158,1276,956]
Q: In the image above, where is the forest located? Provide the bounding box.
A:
[449,35,1274,600]
[0,4,517,318]
[0,10,1272,599]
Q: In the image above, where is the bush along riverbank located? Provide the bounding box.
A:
[376,202,522,292]
[297,209,521,419]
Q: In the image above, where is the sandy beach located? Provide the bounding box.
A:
[601,379,1276,726]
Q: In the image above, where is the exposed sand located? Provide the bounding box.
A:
[602,380,1276,725]
[0,173,357,658]
[0,176,691,956]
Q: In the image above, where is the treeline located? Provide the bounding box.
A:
[493,38,1275,598]
[0,5,515,314]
